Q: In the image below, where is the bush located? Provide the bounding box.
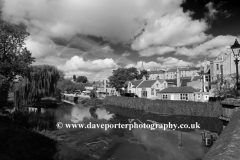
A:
[103,97,222,117]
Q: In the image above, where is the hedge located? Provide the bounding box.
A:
[103,97,222,117]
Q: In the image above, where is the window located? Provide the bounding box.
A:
[205,75,209,82]
[180,94,188,100]
[162,94,168,99]
[197,94,201,99]
[216,64,219,70]
[156,84,159,87]
[151,88,154,95]
[164,83,167,88]
[129,90,131,93]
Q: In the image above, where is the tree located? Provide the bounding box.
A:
[14,65,61,109]
[0,19,35,107]
[138,70,149,80]
[57,79,85,93]
[90,88,97,99]
[211,75,238,98]
[108,67,139,91]
[76,76,88,83]
[73,75,76,82]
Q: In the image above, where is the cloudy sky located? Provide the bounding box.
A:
[1,0,239,80]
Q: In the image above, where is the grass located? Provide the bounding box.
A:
[103,96,222,117]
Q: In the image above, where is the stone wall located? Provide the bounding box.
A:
[203,108,240,160]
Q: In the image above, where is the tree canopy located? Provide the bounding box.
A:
[14,65,62,109]
[108,67,147,91]
[0,20,35,81]
[76,76,88,83]
[0,19,35,107]
[57,78,85,93]
[73,75,76,82]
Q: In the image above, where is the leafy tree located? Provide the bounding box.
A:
[73,75,76,82]
[138,70,149,80]
[57,79,85,93]
[211,75,238,98]
[90,88,97,99]
[0,19,35,107]
[14,65,61,109]
[108,67,139,91]
[76,76,88,83]
[58,70,65,81]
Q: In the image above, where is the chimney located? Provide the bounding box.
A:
[177,68,180,87]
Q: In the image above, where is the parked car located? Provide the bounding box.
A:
[121,93,138,97]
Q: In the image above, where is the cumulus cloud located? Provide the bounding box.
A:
[176,35,239,58]
[157,57,193,68]
[1,0,183,44]
[126,57,193,70]
[132,9,210,51]
[195,60,210,68]
[58,56,118,73]
[139,46,176,57]
[126,61,162,70]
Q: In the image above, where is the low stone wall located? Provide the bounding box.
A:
[203,108,240,160]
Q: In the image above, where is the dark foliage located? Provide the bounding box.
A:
[76,76,88,83]
[103,97,222,117]
[0,19,35,107]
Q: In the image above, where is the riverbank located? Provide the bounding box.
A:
[0,116,57,160]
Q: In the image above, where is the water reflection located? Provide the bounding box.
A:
[24,104,222,160]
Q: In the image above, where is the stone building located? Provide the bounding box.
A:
[210,51,239,82]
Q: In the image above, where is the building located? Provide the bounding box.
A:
[148,66,200,80]
[156,86,199,101]
[193,92,209,102]
[127,77,168,99]
[83,83,94,91]
[137,80,168,99]
[96,79,119,96]
[127,80,144,94]
[210,51,239,82]
[148,70,165,80]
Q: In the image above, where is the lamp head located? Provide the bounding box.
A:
[231,39,240,57]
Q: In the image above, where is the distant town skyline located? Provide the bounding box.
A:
[0,0,239,80]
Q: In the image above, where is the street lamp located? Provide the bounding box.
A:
[231,39,240,91]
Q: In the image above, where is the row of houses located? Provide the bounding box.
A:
[82,80,119,96]
[128,67,210,102]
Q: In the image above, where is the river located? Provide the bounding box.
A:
[26,103,223,160]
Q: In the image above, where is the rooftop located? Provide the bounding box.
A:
[138,80,157,88]
[129,80,143,88]
[158,86,199,93]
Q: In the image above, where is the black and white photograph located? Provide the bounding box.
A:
[0,0,240,159]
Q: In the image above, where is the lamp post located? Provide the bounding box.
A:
[230,39,240,92]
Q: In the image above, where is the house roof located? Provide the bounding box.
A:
[158,86,198,93]
[148,70,165,74]
[181,78,192,86]
[192,76,201,81]
[158,79,166,83]
[165,78,191,86]
[137,80,157,88]
[130,80,143,88]
[166,68,177,72]
[166,79,177,85]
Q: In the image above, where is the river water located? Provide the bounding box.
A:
[27,103,223,160]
